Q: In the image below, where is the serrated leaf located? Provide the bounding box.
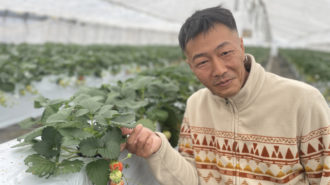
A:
[78,137,100,157]
[33,141,59,158]
[32,127,63,158]
[99,128,121,159]
[111,121,137,128]
[61,137,80,146]
[128,76,155,90]
[95,114,107,126]
[86,159,109,185]
[78,98,102,114]
[111,112,135,125]
[18,117,37,129]
[73,94,91,105]
[147,107,168,122]
[17,126,45,142]
[76,108,89,117]
[24,154,56,178]
[48,99,66,106]
[34,96,48,108]
[0,82,15,92]
[104,110,119,119]
[105,91,120,104]
[122,99,148,109]
[121,87,136,100]
[98,105,114,114]
[58,127,93,139]
[137,118,155,131]
[55,159,84,175]
[90,96,104,102]
[41,106,58,123]
[46,108,72,124]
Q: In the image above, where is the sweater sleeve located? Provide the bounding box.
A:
[298,89,330,184]
[146,119,199,185]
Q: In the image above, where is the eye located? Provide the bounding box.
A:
[221,50,233,56]
[196,60,208,67]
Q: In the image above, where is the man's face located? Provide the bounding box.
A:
[185,23,248,98]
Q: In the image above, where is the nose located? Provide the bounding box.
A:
[212,57,228,78]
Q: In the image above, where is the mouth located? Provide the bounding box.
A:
[214,78,234,87]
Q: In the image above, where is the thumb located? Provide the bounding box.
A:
[121,127,133,135]
[120,142,126,152]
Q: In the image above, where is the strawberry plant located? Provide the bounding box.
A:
[14,63,203,184]
[279,48,330,102]
[0,43,184,100]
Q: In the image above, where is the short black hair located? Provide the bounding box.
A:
[178,6,238,51]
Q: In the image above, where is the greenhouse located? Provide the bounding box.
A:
[0,0,329,185]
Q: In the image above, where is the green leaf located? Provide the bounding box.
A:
[128,76,155,90]
[41,106,58,123]
[62,137,80,146]
[18,117,37,129]
[24,154,56,178]
[17,126,45,142]
[99,128,121,159]
[55,159,84,175]
[58,127,93,139]
[86,159,110,185]
[78,98,102,114]
[48,99,66,106]
[137,118,155,131]
[46,108,72,124]
[0,81,15,92]
[34,96,48,108]
[99,110,118,119]
[32,127,63,158]
[78,137,100,157]
[147,107,168,122]
[98,105,116,117]
[76,108,89,117]
[95,114,107,126]
[111,112,135,124]
[72,94,90,105]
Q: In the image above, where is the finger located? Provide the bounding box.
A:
[135,131,151,152]
[121,127,133,135]
[120,143,126,152]
[142,135,155,157]
[127,124,143,145]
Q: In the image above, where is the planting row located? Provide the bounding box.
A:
[279,48,330,102]
[0,43,269,107]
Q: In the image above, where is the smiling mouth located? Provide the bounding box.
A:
[214,78,234,87]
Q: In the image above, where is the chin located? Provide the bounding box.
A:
[213,88,239,98]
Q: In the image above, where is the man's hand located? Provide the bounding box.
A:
[121,124,162,158]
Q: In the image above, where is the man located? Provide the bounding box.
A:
[122,6,330,185]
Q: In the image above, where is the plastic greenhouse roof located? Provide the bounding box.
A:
[1,0,330,49]
[0,0,179,32]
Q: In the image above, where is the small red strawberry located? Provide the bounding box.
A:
[109,161,123,171]
[109,169,122,183]
[109,179,124,185]
[78,75,85,81]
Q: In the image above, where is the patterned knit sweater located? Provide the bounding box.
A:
[147,54,330,185]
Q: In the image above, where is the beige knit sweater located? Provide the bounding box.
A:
[147,54,330,185]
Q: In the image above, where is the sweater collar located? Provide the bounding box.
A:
[210,54,266,110]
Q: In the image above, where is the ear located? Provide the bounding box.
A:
[240,37,245,53]
[185,58,193,70]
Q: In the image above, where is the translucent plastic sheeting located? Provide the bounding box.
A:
[0,0,179,44]
[108,0,330,50]
[0,71,132,129]
[0,139,160,185]
[0,0,178,31]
